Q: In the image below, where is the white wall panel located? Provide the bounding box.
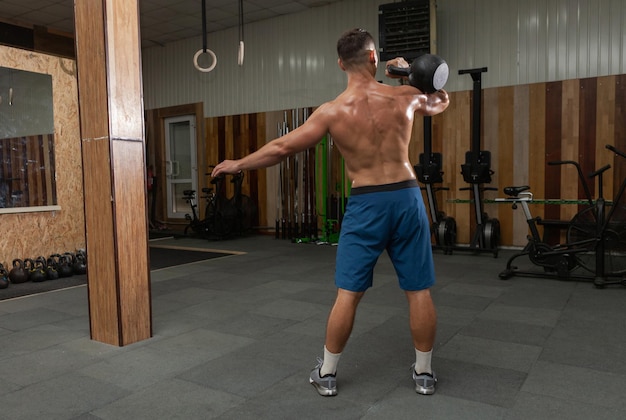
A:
[142,0,385,118]
[142,0,626,116]
[438,0,626,91]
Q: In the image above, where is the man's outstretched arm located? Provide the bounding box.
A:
[211,106,331,177]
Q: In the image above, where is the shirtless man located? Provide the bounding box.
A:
[211,28,449,396]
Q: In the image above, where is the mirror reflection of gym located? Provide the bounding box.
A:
[0,67,57,210]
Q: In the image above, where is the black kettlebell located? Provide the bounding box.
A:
[9,259,29,284]
[73,251,87,275]
[25,258,46,283]
[0,264,9,289]
[45,256,60,280]
[55,254,73,278]
[387,53,449,93]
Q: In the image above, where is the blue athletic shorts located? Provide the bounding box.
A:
[335,179,435,292]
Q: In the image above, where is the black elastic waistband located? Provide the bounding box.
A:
[350,179,419,196]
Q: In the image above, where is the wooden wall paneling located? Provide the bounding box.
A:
[613,75,626,198]
[511,85,530,246]
[6,139,16,204]
[27,136,39,206]
[35,135,44,205]
[224,115,234,199]
[528,83,547,237]
[596,76,616,196]
[560,79,581,223]
[1,140,8,205]
[543,82,563,244]
[253,113,267,228]
[24,137,33,206]
[264,110,283,229]
[431,112,446,232]
[148,74,625,247]
[0,139,6,205]
[43,134,55,205]
[495,86,515,246]
[192,103,205,194]
[10,138,24,205]
[578,78,598,214]
[205,116,219,180]
[480,88,500,241]
[23,137,33,206]
[449,90,471,244]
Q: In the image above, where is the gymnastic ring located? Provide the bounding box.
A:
[193,49,217,72]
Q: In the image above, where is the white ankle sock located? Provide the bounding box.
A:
[320,346,341,376]
[415,348,432,374]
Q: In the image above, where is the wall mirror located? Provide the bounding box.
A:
[0,67,57,211]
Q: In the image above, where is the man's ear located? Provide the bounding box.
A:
[338,58,346,71]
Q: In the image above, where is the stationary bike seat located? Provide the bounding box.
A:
[183,190,195,196]
[503,186,530,197]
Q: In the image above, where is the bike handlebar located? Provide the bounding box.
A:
[547,160,577,166]
[589,164,611,178]
[547,159,593,205]
[606,144,626,159]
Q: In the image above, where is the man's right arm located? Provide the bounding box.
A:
[212,104,331,177]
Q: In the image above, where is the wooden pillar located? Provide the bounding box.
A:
[74,0,152,346]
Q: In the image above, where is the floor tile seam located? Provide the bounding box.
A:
[542,331,626,355]
[436,334,543,373]
[457,323,552,348]
[513,389,626,416]
[444,332,545,350]
[474,313,560,329]
[536,344,626,376]
[161,375,250,405]
[522,360,626,410]
[432,355,532,386]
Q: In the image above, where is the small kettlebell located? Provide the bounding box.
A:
[55,254,73,278]
[26,258,46,283]
[0,263,9,289]
[32,257,49,282]
[73,251,87,275]
[45,256,60,280]
[9,259,29,284]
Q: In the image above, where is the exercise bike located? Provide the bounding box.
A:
[225,171,258,236]
[498,145,626,287]
[569,144,626,287]
[183,173,232,239]
[496,186,586,280]
[183,187,213,238]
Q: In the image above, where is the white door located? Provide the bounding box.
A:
[164,115,197,219]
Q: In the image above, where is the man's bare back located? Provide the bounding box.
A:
[211,35,449,188]
[311,72,448,187]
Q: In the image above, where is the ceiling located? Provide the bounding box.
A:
[0,0,345,48]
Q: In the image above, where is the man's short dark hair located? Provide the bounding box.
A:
[336,28,375,68]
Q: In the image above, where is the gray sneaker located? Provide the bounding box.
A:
[412,368,437,395]
[309,358,337,396]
